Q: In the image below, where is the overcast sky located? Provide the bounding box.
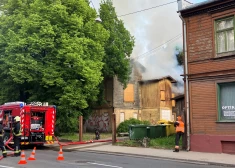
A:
[91,0,207,93]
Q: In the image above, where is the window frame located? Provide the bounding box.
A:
[217,82,235,122]
[215,16,235,55]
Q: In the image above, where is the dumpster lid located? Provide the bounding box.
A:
[129,124,148,127]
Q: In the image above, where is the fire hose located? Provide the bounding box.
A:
[0,136,15,159]
[53,135,120,147]
[4,136,14,151]
[3,134,120,153]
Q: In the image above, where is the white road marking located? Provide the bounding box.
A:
[0,165,15,168]
[87,162,123,168]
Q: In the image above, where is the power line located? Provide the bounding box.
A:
[101,1,177,21]
[134,34,182,60]
[117,1,177,18]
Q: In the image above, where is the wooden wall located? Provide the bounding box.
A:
[140,79,172,109]
[140,78,173,123]
[140,81,160,108]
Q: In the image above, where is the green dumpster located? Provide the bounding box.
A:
[146,125,166,139]
[157,125,167,138]
[129,125,148,140]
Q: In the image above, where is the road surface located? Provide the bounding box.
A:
[0,147,230,168]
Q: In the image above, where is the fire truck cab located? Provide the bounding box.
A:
[0,101,56,145]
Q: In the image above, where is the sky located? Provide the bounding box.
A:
[192,0,207,3]
[91,0,208,93]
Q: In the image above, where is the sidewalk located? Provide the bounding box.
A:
[76,144,235,167]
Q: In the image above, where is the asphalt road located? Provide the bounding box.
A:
[0,147,230,168]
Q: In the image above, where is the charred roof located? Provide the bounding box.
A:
[139,75,177,84]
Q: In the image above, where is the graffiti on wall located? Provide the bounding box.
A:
[86,112,110,132]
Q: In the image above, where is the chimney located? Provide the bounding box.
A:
[177,0,193,11]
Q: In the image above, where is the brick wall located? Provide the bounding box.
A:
[113,65,141,109]
[115,108,140,127]
[186,10,235,76]
[187,13,213,62]
[141,108,160,125]
[183,5,235,136]
[190,80,235,135]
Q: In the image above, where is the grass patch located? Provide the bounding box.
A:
[149,135,181,149]
[116,134,182,149]
[59,133,112,141]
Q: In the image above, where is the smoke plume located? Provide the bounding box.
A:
[92,0,187,94]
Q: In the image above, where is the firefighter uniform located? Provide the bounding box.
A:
[0,123,7,157]
[173,116,185,152]
[13,116,21,157]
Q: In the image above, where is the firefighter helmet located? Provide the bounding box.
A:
[14,116,20,122]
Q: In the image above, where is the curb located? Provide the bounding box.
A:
[64,142,111,150]
[77,149,235,167]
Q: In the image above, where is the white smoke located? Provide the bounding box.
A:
[92,0,185,94]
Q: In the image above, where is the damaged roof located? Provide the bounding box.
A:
[139,75,177,84]
[171,94,184,100]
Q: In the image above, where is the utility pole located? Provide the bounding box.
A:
[79,116,83,142]
[112,113,116,145]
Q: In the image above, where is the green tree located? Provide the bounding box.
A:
[99,0,135,87]
[0,0,109,132]
[175,47,184,66]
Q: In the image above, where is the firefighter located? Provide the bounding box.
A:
[0,121,7,157]
[173,116,185,152]
[12,116,21,157]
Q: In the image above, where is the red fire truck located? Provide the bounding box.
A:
[0,101,56,146]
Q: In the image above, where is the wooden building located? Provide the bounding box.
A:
[85,60,144,132]
[179,0,235,153]
[139,76,177,125]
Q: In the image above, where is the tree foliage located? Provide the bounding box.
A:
[0,0,109,132]
[99,0,135,87]
[175,47,184,66]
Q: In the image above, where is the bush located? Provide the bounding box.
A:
[117,118,150,133]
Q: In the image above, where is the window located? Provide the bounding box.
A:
[124,84,134,102]
[160,90,165,101]
[133,112,138,119]
[217,82,235,121]
[120,112,125,123]
[215,17,235,53]
[172,93,175,107]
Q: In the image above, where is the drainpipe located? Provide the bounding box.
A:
[179,13,190,151]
